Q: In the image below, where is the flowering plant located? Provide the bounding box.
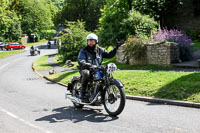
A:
[150,28,194,61]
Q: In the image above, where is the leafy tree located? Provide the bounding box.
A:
[133,0,183,22]
[97,0,131,46]
[58,21,89,61]
[54,0,104,31]
[0,0,21,42]
[12,0,54,40]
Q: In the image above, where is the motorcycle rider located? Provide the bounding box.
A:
[78,33,124,102]
[30,45,40,55]
[30,45,34,50]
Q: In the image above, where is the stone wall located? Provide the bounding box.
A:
[116,42,180,66]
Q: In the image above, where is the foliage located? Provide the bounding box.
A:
[0,0,21,42]
[40,30,56,40]
[97,1,158,47]
[20,0,53,34]
[54,0,104,31]
[123,35,148,60]
[151,28,194,61]
[185,30,200,41]
[133,0,183,20]
[58,21,89,61]
[191,40,200,51]
[97,0,131,47]
[120,10,158,38]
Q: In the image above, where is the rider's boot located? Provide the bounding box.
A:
[80,85,88,103]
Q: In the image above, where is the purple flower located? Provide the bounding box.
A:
[150,27,194,61]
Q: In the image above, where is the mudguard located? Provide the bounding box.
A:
[112,79,123,88]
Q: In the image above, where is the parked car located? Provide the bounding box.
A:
[4,42,26,50]
[0,42,6,50]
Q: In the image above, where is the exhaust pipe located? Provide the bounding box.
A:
[65,92,101,105]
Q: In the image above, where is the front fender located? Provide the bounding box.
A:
[112,79,123,88]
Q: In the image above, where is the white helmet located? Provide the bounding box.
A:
[86,33,98,43]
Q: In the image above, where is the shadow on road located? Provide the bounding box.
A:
[35,106,118,123]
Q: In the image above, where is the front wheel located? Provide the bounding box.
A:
[103,83,126,116]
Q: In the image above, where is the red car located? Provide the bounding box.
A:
[4,42,26,50]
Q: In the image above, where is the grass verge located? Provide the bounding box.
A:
[33,55,52,71]
[0,50,25,59]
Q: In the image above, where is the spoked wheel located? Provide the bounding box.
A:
[104,84,126,116]
[72,81,84,108]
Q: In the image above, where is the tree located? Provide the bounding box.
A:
[133,0,183,22]
[97,0,130,46]
[12,0,54,39]
[54,0,104,31]
[0,0,21,42]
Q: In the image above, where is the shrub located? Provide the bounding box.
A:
[97,8,158,47]
[120,10,158,38]
[58,21,89,62]
[124,35,148,60]
[185,30,200,41]
[151,28,194,61]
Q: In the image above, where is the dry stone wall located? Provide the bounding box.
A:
[116,42,180,66]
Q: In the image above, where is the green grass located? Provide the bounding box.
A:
[0,50,25,59]
[46,69,200,103]
[53,55,79,69]
[33,55,52,71]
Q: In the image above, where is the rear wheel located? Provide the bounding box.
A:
[72,81,84,108]
[104,83,126,116]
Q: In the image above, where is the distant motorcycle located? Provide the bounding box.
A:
[66,63,126,116]
[30,47,40,56]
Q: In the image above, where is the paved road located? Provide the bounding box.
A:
[0,44,200,133]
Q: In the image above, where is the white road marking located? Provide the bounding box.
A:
[0,107,53,133]
[0,63,10,70]
[0,57,24,71]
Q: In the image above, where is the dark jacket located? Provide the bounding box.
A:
[78,46,117,69]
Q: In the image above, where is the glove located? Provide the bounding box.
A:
[115,39,124,49]
[84,63,92,68]
[90,65,97,69]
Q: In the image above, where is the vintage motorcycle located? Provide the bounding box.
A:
[66,63,126,116]
[30,47,40,56]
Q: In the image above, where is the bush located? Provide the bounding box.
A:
[97,8,158,47]
[151,28,194,61]
[58,21,89,62]
[120,10,158,38]
[124,35,148,60]
[185,30,200,41]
